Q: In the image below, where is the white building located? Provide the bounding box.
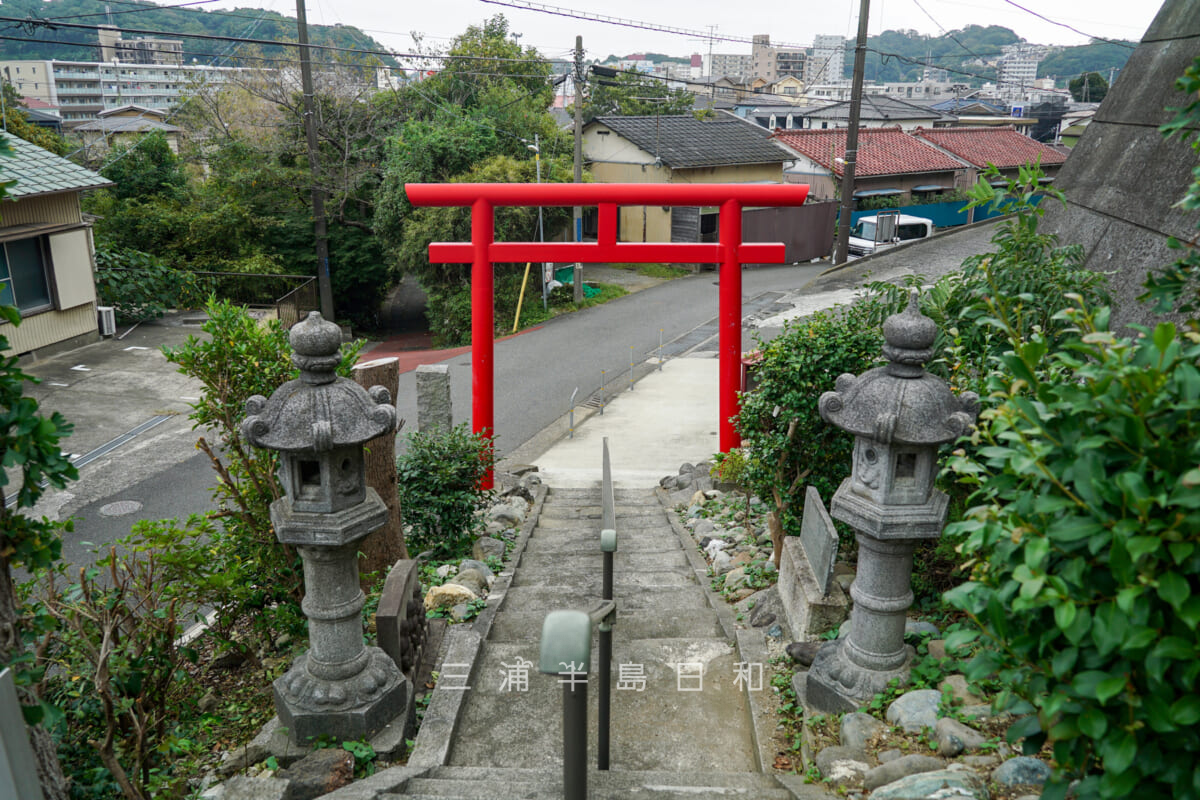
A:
[0,59,247,122]
[808,35,846,85]
[705,52,753,79]
[997,43,1049,103]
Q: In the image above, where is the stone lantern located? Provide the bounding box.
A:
[241,311,407,742]
[802,291,978,712]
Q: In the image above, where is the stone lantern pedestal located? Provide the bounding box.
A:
[801,292,978,713]
[242,311,408,742]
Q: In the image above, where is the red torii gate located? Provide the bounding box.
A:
[405,182,810,482]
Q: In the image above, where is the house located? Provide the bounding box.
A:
[772,127,969,203]
[913,125,1068,185]
[767,75,807,102]
[791,95,954,131]
[0,135,113,357]
[582,114,791,243]
[738,102,827,131]
[70,105,183,159]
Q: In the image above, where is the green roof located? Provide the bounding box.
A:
[0,134,113,200]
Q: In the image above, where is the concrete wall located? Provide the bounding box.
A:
[1040,0,1198,332]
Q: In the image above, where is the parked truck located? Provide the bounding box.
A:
[846,211,935,258]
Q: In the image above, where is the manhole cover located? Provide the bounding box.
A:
[99,500,143,517]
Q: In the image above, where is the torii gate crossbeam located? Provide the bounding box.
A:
[406,182,810,486]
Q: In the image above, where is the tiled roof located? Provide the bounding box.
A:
[913,126,1068,169]
[590,115,792,168]
[71,117,181,134]
[803,95,947,122]
[0,135,113,199]
[772,127,966,177]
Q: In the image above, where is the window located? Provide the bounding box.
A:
[0,237,53,315]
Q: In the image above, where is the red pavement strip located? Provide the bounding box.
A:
[360,327,542,374]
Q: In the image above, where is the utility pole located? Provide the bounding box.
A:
[834,0,871,267]
[296,0,335,321]
[573,35,584,304]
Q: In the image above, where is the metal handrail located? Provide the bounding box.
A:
[538,437,619,800]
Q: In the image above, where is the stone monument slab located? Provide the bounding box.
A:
[799,485,839,595]
[415,364,452,433]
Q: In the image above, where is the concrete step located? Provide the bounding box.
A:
[392,766,797,799]
[531,514,669,531]
[517,548,691,573]
[538,504,667,520]
[507,568,695,591]
[522,531,680,555]
[547,488,659,505]
[498,584,708,613]
[488,610,726,643]
[446,639,758,772]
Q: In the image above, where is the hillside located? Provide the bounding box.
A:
[0,0,397,66]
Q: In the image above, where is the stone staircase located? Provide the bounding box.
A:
[364,485,814,800]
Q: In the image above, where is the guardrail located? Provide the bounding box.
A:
[538,437,618,800]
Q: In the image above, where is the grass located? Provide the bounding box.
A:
[611,262,690,279]
[510,282,629,332]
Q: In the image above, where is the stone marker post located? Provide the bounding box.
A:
[352,357,407,571]
[415,364,452,433]
[242,312,408,742]
[802,292,978,712]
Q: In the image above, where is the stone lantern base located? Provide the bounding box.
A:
[801,639,915,713]
[275,647,409,742]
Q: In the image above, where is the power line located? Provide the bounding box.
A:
[478,0,808,49]
[44,0,222,23]
[998,0,1136,49]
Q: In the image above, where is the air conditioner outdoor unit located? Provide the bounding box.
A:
[97,306,116,337]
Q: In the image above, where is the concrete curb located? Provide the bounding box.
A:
[820,215,1007,277]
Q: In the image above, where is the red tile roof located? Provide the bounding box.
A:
[913,125,1067,169]
[772,127,965,177]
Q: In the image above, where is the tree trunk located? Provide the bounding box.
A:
[0,555,69,800]
[352,358,407,585]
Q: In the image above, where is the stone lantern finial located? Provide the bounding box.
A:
[289,311,343,384]
[882,289,937,375]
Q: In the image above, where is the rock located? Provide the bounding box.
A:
[766,623,784,640]
[762,560,777,575]
[198,691,219,713]
[711,550,734,575]
[905,620,941,639]
[838,620,853,639]
[961,755,999,768]
[488,504,523,527]
[940,675,978,706]
[435,565,456,581]
[679,462,696,476]
[704,539,730,559]
[877,749,903,764]
[886,689,943,733]
[660,474,679,490]
[723,567,748,591]
[935,717,987,757]
[841,712,886,752]
[756,532,773,547]
[218,737,272,777]
[737,586,783,629]
[448,568,488,596]
[787,641,822,666]
[211,775,290,800]
[692,519,716,539]
[992,756,1052,786]
[863,755,945,792]
[472,537,506,561]
[459,559,494,579]
[276,748,355,800]
[520,473,542,489]
[274,634,292,651]
[816,745,871,784]
[926,639,947,660]
[690,490,707,507]
[424,583,478,611]
[450,603,472,622]
[961,704,994,720]
[212,648,247,670]
[731,551,754,567]
[834,572,855,595]
[866,768,987,800]
[484,520,507,537]
[686,503,703,518]
[730,587,755,602]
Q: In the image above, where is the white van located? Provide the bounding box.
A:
[847,212,935,258]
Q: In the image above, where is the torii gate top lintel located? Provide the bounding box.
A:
[405,182,810,487]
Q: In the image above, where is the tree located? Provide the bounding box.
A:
[579,69,695,119]
[0,84,69,155]
[1069,71,1109,102]
[98,131,188,201]
[0,136,73,800]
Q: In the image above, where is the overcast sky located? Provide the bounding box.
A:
[190,0,1161,64]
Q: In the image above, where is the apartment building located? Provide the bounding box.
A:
[705,52,753,79]
[751,35,806,83]
[808,35,846,85]
[0,59,245,122]
[997,43,1049,103]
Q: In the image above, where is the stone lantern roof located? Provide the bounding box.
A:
[819,292,978,445]
[241,312,396,453]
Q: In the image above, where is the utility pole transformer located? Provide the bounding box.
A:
[573,35,584,303]
[296,0,336,321]
[834,0,872,267]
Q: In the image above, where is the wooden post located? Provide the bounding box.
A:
[352,357,407,581]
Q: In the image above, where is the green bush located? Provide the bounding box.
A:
[396,424,496,560]
[944,305,1200,799]
[736,301,884,553]
[94,248,212,323]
